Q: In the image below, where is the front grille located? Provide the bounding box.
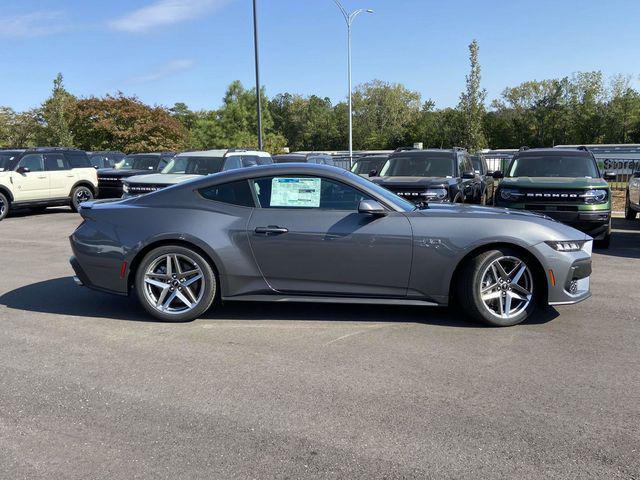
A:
[519,189,586,203]
[98,177,122,182]
[127,184,165,195]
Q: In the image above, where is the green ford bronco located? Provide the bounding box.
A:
[494,147,616,248]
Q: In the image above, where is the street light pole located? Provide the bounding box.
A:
[252,0,263,150]
[332,1,373,166]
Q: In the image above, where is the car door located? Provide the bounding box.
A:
[12,154,49,201]
[247,174,413,297]
[44,153,73,198]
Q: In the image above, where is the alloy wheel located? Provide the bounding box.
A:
[0,197,5,217]
[143,254,209,315]
[479,256,533,320]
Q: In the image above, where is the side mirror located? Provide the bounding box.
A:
[462,172,475,179]
[368,169,378,177]
[603,171,616,181]
[492,171,504,179]
[16,166,30,174]
[358,199,387,216]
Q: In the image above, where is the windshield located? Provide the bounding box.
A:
[162,156,225,175]
[507,155,599,178]
[351,158,386,174]
[380,154,453,177]
[0,153,19,171]
[115,155,159,171]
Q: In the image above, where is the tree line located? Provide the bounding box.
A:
[2,41,640,154]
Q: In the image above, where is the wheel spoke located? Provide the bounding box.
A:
[497,294,504,315]
[162,291,178,310]
[508,290,526,302]
[155,285,170,307]
[145,278,168,289]
[175,289,193,308]
[165,256,173,277]
[482,282,498,294]
[495,261,509,280]
[482,290,502,301]
[182,285,198,304]
[172,255,182,275]
[184,273,203,287]
[511,283,532,298]
[504,292,512,314]
[180,269,200,279]
[510,264,527,284]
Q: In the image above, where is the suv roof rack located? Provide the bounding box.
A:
[519,146,530,151]
[393,147,420,152]
[24,147,83,152]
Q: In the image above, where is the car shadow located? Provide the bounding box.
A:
[594,218,640,259]
[0,277,558,328]
[7,206,73,219]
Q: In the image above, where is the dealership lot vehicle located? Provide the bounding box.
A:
[350,154,389,177]
[97,152,175,198]
[494,147,615,248]
[625,160,640,220]
[71,164,592,326]
[371,148,484,204]
[1,211,639,479]
[0,148,97,221]
[122,149,272,197]
[471,154,495,203]
[273,152,334,165]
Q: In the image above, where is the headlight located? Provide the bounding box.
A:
[582,189,607,204]
[545,240,587,252]
[425,188,448,201]
[122,183,129,193]
[499,188,524,201]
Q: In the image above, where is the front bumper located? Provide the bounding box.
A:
[97,183,124,199]
[535,210,610,240]
[531,241,593,306]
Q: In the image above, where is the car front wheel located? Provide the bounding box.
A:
[458,248,538,327]
[0,192,9,221]
[135,245,217,322]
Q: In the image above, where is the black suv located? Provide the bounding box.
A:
[350,154,389,177]
[97,152,175,198]
[471,155,495,204]
[370,148,483,204]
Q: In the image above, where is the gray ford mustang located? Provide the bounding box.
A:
[70,164,593,326]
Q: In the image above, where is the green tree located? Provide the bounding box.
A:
[38,73,77,146]
[352,80,422,149]
[458,40,487,152]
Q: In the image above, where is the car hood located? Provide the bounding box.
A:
[499,177,609,189]
[97,168,156,178]
[372,176,452,188]
[411,203,589,241]
[124,173,202,185]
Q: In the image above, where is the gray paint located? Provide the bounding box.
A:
[70,164,591,307]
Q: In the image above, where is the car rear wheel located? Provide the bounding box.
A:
[135,245,217,322]
[625,192,637,220]
[458,248,538,327]
[70,186,94,212]
[0,192,9,221]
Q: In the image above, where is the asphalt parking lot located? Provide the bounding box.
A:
[1,209,639,479]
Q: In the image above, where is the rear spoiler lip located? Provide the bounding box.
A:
[79,198,122,210]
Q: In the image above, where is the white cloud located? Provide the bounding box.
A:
[109,0,233,33]
[128,58,196,83]
[1,11,69,38]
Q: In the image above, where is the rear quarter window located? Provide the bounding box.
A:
[199,180,255,207]
[66,151,91,168]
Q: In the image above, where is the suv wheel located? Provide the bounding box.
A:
[458,248,538,327]
[135,245,217,322]
[625,192,637,220]
[0,192,9,221]
[70,186,94,212]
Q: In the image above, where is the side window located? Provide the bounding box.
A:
[199,180,255,207]
[18,154,44,172]
[44,153,69,171]
[223,157,242,171]
[66,152,91,168]
[251,176,371,210]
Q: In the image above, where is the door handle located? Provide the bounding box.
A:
[254,226,289,236]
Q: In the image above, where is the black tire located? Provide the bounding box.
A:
[457,248,539,327]
[625,192,637,220]
[70,185,94,213]
[135,245,217,322]
[0,192,9,221]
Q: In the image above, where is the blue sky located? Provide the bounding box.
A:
[2,0,640,112]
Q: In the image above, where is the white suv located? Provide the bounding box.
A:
[122,149,273,197]
[0,148,98,221]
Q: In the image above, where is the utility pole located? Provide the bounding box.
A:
[252,0,263,149]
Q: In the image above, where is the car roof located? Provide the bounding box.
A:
[515,148,591,157]
[176,149,271,158]
[389,149,456,159]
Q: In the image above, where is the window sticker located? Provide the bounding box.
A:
[270,177,321,208]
